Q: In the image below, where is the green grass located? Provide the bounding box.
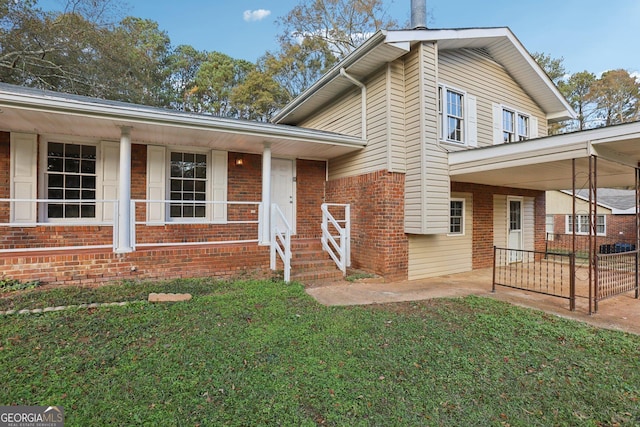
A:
[1,279,640,426]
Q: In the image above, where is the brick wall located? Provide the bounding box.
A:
[296,159,326,238]
[326,170,408,280]
[452,182,546,269]
[549,213,637,253]
[0,243,271,286]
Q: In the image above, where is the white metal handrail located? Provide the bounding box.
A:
[130,199,261,250]
[0,198,118,252]
[270,203,292,282]
[321,203,351,275]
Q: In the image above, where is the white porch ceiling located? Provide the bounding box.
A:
[0,84,366,160]
[449,122,640,190]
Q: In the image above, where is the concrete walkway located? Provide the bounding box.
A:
[306,268,640,336]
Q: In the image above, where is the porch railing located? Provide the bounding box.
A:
[0,198,118,252]
[493,246,576,311]
[270,203,292,282]
[595,250,639,311]
[130,199,261,249]
[321,203,350,275]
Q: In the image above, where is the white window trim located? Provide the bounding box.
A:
[38,136,108,224]
[439,84,467,145]
[493,104,538,145]
[146,146,227,224]
[448,198,465,236]
[565,214,606,236]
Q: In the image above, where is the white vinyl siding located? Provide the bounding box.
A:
[438,49,546,147]
[315,67,397,179]
[494,195,535,250]
[10,132,38,223]
[408,193,473,279]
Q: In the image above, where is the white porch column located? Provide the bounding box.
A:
[260,143,272,245]
[116,126,133,253]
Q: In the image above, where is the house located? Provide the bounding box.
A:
[1,4,640,287]
[546,189,637,253]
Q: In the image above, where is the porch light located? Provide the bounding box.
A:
[235,156,244,166]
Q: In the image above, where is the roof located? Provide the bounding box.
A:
[273,27,576,125]
[566,189,637,214]
[0,83,366,160]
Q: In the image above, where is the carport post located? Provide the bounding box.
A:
[116,126,132,253]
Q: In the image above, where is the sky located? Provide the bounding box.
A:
[43,0,639,77]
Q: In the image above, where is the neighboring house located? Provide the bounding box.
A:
[1,18,639,286]
[546,189,637,252]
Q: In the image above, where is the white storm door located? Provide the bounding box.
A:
[270,158,295,232]
[508,198,523,262]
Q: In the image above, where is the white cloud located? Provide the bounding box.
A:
[243,9,271,22]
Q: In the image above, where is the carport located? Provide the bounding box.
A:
[449,121,640,314]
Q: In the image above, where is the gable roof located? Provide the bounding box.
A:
[273,27,576,125]
[566,189,637,214]
[0,83,366,159]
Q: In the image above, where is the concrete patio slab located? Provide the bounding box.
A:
[306,268,640,336]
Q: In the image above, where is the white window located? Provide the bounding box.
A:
[46,142,97,219]
[146,146,227,224]
[502,108,530,143]
[439,85,477,147]
[449,199,464,235]
[169,151,208,219]
[566,214,606,236]
[493,104,537,145]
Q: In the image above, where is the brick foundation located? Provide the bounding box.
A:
[326,170,408,280]
[0,243,271,286]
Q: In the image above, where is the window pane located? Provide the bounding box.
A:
[81,145,96,159]
[183,205,194,217]
[195,205,206,217]
[48,142,64,157]
[170,204,182,217]
[65,158,80,173]
[183,180,194,192]
[82,175,96,189]
[195,180,206,192]
[81,204,96,218]
[66,190,80,200]
[48,174,63,188]
[65,204,80,218]
[66,175,81,188]
[48,204,63,218]
[171,179,182,191]
[65,144,81,158]
[81,159,96,174]
[81,190,96,199]
[48,189,63,199]
[48,157,63,172]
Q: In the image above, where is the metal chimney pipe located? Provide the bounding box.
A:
[411,0,427,29]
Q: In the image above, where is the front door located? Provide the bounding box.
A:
[271,158,295,232]
[508,198,523,262]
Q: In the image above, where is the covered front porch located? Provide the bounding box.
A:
[0,84,363,285]
[450,121,640,313]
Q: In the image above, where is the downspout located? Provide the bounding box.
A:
[340,68,367,139]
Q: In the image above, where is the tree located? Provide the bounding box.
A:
[531,52,566,85]
[190,52,254,116]
[231,70,290,121]
[277,0,398,59]
[558,71,597,130]
[165,44,206,111]
[261,37,337,98]
[589,69,640,126]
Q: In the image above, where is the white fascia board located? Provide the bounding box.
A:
[386,28,577,121]
[0,88,366,148]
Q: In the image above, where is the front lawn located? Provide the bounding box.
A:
[1,279,639,426]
